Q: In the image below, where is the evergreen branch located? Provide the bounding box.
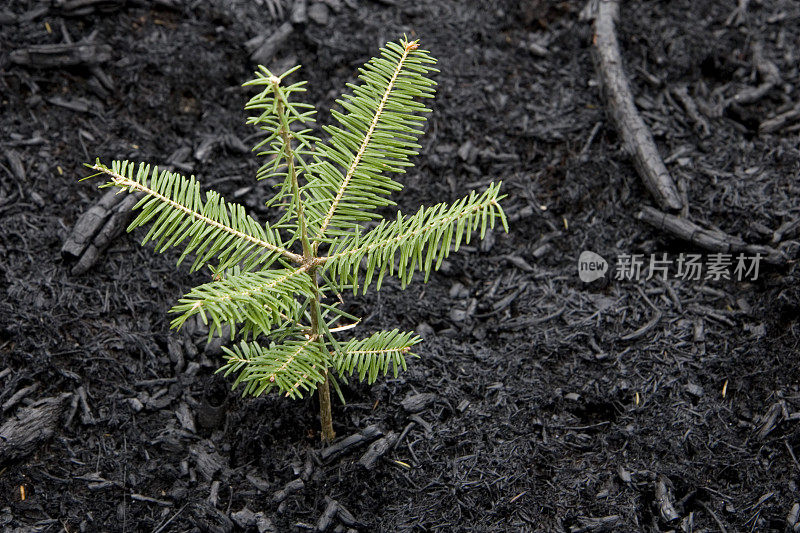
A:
[315,40,415,238]
[219,336,329,399]
[333,329,421,384]
[90,160,304,268]
[169,266,315,340]
[322,182,507,293]
[243,65,319,225]
[304,37,437,243]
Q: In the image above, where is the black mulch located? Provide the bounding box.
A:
[1,0,799,531]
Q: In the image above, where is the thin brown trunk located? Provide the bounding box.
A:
[318,370,335,442]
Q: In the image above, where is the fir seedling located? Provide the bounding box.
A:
[84,37,507,441]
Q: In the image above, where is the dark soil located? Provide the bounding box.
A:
[2,0,800,531]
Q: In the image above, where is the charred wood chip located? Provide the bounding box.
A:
[315,497,339,532]
[175,402,196,433]
[788,503,799,530]
[18,7,49,22]
[246,474,270,492]
[191,443,229,482]
[189,501,233,533]
[62,189,145,274]
[357,431,398,470]
[655,476,680,524]
[10,42,112,68]
[3,149,25,181]
[55,0,126,15]
[272,478,305,504]
[0,9,17,24]
[1,383,38,412]
[250,22,293,64]
[291,0,308,24]
[401,392,435,413]
[756,401,784,440]
[570,515,621,532]
[308,3,330,26]
[320,424,382,462]
[0,393,70,463]
[336,503,364,529]
[760,103,800,134]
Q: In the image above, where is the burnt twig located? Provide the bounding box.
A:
[636,206,785,265]
[358,431,398,470]
[319,424,382,463]
[585,0,683,212]
[729,41,780,106]
[760,103,800,134]
[10,42,112,68]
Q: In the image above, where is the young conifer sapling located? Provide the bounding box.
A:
[84,37,507,441]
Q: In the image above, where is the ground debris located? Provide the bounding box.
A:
[272,478,304,504]
[10,42,112,67]
[320,424,382,462]
[358,431,397,470]
[585,0,683,211]
[61,188,145,274]
[401,392,436,413]
[570,514,620,532]
[0,393,70,463]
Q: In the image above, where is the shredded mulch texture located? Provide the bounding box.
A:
[1,0,799,531]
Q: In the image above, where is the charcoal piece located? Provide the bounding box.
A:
[315,497,338,532]
[0,393,70,463]
[401,392,435,413]
[320,424,382,462]
[62,189,145,274]
[189,501,233,533]
[10,42,112,68]
[248,22,294,65]
[272,478,305,504]
[357,431,397,470]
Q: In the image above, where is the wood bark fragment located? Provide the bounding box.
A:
[730,41,780,106]
[246,22,293,65]
[315,497,339,532]
[10,42,112,68]
[655,475,680,524]
[62,188,145,274]
[319,424,382,462]
[0,393,70,463]
[587,0,683,212]
[636,206,785,265]
[760,103,800,134]
[358,431,398,470]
